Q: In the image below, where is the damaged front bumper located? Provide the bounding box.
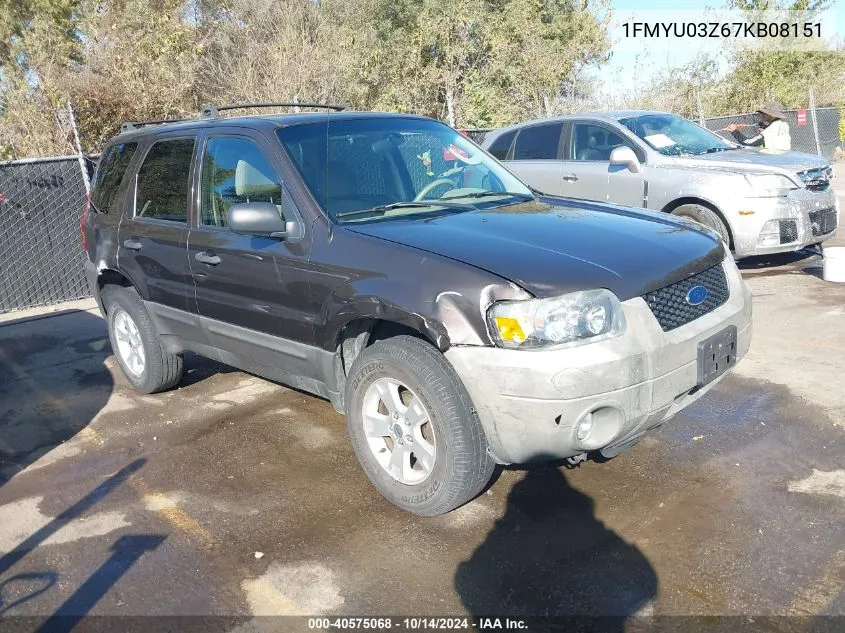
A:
[727,187,838,258]
[445,257,752,464]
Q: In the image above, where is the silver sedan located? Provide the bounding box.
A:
[482,111,838,258]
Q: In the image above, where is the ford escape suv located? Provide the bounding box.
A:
[82,103,752,516]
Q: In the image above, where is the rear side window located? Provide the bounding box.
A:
[90,142,137,214]
[487,130,516,160]
[135,138,196,223]
[512,123,564,160]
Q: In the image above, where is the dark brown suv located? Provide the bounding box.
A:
[82,104,751,515]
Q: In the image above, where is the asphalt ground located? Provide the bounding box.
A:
[0,177,843,633]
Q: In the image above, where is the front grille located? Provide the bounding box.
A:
[798,166,832,192]
[779,220,798,243]
[809,207,837,236]
[644,264,730,332]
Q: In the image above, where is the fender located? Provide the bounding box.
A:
[318,278,530,353]
[311,227,531,353]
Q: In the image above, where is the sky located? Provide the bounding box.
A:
[594,0,845,98]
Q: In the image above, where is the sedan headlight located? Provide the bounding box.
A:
[487,289,626,349]
[744,173,797,197]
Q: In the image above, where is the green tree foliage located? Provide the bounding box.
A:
[629,0,844,120]
[715,0,844,111]
[482,0,611,125]
[68,0,204,150]
[0,0,84,156]
[1,0,842,158]
[0,0,611,156]
[348,0,611,127]
[0,0,82,60]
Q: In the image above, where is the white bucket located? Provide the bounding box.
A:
[823,246,845,283]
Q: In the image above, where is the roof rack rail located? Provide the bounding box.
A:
[120,117,197,133]
[201,102,348,118]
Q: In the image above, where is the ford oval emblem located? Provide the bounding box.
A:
[686,285,709,306]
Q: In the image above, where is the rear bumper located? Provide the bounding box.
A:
[726,188,838,258]
[445,257,752,464]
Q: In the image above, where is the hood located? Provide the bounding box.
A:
[673,148,827,177]
[344,198,724,300]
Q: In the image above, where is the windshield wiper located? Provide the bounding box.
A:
[336,200,474,219]
[700,146,739,154]
[443,190,534,201]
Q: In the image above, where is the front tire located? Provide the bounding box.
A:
[344,335,494,516]
[671,203,731,247]
[103,285,184,394]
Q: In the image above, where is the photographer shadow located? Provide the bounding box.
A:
[455,460,657,630]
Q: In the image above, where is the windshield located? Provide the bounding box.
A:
[277,117,533,223]
[619,114,736,156]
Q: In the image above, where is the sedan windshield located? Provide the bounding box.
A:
[619,113,737,156]
[277,117,533,223]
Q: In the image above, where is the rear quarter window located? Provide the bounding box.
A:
[512,123,564,160]
[487,130,516,160]
[134,138,196,223]
[90,142,137,214]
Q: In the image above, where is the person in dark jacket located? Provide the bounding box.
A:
[725,102,791,150]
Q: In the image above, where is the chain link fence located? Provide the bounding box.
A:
[0,156,96,313]
[461,129,494,144]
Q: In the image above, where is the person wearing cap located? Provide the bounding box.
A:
[725,102,791,151]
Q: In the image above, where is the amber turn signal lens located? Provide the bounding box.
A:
[494,316,526,343]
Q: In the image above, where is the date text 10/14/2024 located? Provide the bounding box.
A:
[308,617,528,630]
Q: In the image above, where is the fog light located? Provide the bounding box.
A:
[576,414,593,441]
[758,219,781,247]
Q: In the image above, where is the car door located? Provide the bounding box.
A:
[559,121,648,208]
[502,121,566,195]
[118,133,205,343]
[187,129,318,379]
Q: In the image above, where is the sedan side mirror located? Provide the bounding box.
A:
[609,146,642,174]
[227,202,298,239]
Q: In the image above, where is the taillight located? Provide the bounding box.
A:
[81,193,90,252]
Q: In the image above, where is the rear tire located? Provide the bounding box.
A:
[102,285,184,394]
[671,203,731,247]
[344,335,494,516]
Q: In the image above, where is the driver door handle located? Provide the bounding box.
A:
[562,173,579,182]
[123,239,142,251]
[195,251,221,266]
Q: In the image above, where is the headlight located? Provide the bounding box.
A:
[487,289,626,349]
[744,173,797,197]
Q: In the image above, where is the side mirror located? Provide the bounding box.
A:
[609,146,642,174]
[227,202,297,239]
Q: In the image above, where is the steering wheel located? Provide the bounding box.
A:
[414,178,457,201]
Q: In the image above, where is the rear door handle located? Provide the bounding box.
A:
[195,251,221,266]
[562,174,579,182]
[123,239,142,251]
